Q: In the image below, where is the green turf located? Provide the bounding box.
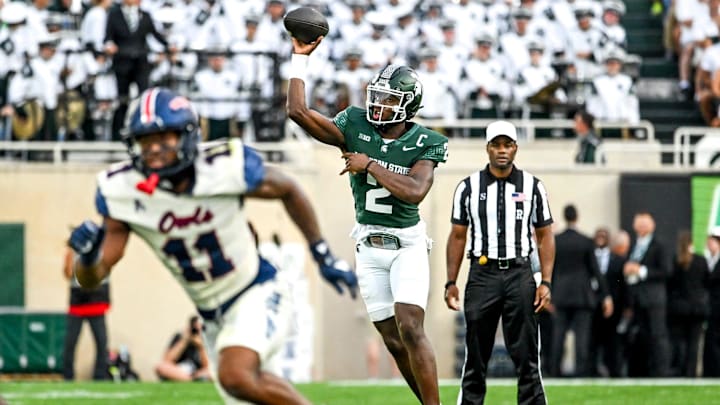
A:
[1,381,720,404]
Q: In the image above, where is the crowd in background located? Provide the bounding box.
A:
[665,0,720,127]
[0,0,643,144]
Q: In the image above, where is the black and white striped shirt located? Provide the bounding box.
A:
[451,165,553,259]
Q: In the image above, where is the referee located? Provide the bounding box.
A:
[445,120,555,405]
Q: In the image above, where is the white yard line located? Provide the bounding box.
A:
[329,378,720,387]
[2,390,145,399]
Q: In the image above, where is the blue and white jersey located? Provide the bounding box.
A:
[95,139,267,312]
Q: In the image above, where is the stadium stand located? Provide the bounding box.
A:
[0,0,716,168]
[626,0,705,161]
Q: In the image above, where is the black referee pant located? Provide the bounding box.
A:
[460,257,546,405]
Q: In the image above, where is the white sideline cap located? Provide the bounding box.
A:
[486,120,518,143]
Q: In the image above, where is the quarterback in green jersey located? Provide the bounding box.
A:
[287,37,446,405]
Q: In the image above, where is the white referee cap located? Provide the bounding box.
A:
[711,227,720,238]
[486,120,518,143]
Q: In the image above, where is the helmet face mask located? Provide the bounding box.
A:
[123,88,200,179]
[366,65,423,126]
[130,131,184,172]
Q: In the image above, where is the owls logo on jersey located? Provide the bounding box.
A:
[122,87,201,180]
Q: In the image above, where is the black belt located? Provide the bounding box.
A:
[364,233,401,250]
[471,255,530,270]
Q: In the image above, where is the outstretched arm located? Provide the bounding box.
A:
[247,165,358,297]
[286,37,346,149]
[246,165,322,244]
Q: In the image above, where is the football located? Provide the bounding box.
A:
[283,7,329,44]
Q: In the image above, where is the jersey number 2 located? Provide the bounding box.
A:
[366,174,392,214]
[162,231,234,282]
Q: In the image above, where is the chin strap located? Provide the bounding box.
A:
[136,173,160,195]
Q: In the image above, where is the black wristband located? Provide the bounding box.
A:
[364,160,374,172]
[444,280,456,289]
[541,280,552,289]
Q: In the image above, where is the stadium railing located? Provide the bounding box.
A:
[673,126,720,168]
[0,137,315,166]
[414,118,656,142]
[0,119,660,166]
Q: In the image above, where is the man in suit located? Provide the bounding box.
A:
[550,205,612,377]
[105,0,174,139]
[591,228,628,377]
[624,211,671,377]
[704,228,720,376]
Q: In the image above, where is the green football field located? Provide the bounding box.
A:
[1,379,720,404]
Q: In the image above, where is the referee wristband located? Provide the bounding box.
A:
[444,280,456,289]
[540,280,552,289]
[289,53,309,82]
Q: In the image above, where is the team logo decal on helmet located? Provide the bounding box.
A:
[366,64,423,126]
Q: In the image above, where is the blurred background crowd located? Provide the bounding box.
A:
[0,0,658,145]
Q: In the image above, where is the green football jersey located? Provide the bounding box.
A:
[333,106,448,228]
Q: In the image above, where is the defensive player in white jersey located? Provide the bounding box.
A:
[69,87,358,405]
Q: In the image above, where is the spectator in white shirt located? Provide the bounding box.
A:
[390,5,423,64]
[586,47,639,125]
[81,0,111,53]
[334,47,373,109]
[357,11,398,69]
[26,0,51,38]
[512,40,559,116]
[0,2,40,78]
[499,7,543,79]
[192,48,241,141]
[418,0,445,48]
[462,32,510,119]
[600,0,626,49]
[695,22,720,125]
[415,47,458,126]
[568,4,610,79]
[675,0,711,99]
[436,19,470,84]
[232,13,275,139]
[333,0,372,61]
